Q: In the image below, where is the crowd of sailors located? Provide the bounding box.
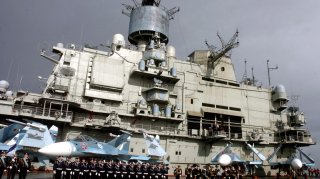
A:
[308,168,320,177]
[0,151,31,179]
[53,156,169,179]
[173,164,245,179]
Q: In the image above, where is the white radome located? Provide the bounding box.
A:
[218,154,232,166]
[291,158,303,170]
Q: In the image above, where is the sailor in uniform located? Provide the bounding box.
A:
[7,154,18,179]
[63,157,73,179]
[113,161,121,179]
[174,165,182,179]
[96,160,105,179]
[0,151,8,179]
[53,156,64,179]
[17,153,31,179]
[105,160,113,179]
[127,162,135,179]
[71,157,80,179]
[119,161,127,179]
[149,164,156,179]
[161,164,169,179]
[79,159,89,179]
[135,163,143,179]
[154,164,162,179]
[141,163,148,179]
[88,158,97,179]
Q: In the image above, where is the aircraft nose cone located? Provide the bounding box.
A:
[291,158,303,170]
[39,142,74,156]
[218,154,232,166]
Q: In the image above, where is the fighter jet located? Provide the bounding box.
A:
[0,119,58,153]
[38,131,132,157]
[141,130,166,157]
[211,143,245,166]
[267,143,315,169]
[4,119,58,155]
[0,119,58,166]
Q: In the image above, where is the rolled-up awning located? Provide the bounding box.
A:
[187,110,203,117]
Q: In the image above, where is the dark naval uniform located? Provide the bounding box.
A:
[53,157,64,179]
[63,157,72,179]
[105,161,113,179]
[7,155,18,179]
[0,152,9,179]
[71,158,80,179]
[89,160,97,179]
[79,160,89,179]
[17,153,31,179]
[96,161,105,179]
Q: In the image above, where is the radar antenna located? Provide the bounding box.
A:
[167,7,180,20]
[205,30,239,76]
[267,59,278,87]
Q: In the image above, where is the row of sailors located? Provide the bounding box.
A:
[184,164,245,179]
[53,157,169,179]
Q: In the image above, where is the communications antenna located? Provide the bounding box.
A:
[267,60,278,87]
[241,59,248,83]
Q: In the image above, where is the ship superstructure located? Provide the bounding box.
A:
[0,0,315,175]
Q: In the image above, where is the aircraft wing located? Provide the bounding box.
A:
[245,142,266,161]
[0,143,10,151]
[6,121,54,149]
[0,121,24,143]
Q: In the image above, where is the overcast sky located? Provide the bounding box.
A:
[1,0,320,165]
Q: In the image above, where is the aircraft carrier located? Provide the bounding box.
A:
[0,0,315,176]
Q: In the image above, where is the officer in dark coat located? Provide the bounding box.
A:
[119,162,127,179]
[53,156,64,179]
[18,153,31,179]
[63,157,72,179]
[88,159,97,179]
[105,160,113,179]
[96,160,105,179]
[127,162,135,179]
[0,151,9,179]
[71,158,80,179]
[7,154,18,179]
[113,161,121,179]
[79,159,89,179]
[174,165,182,179]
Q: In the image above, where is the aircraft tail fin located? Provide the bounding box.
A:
[107,131,132,154]
[49,125,58,142]
[142,132,166,157]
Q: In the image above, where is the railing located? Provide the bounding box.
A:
[13,104,73,121]
[275,135,314,144]
[133,124,178,135]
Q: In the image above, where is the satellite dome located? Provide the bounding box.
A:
[112,34,125,47]
[5,91,13,97]
[0,80,9,92]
